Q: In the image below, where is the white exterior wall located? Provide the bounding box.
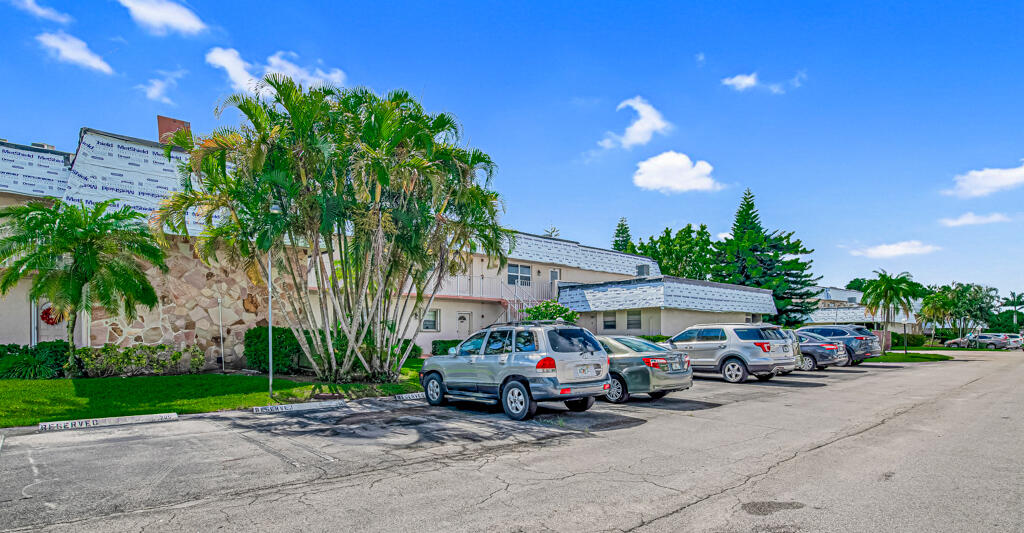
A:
[579,308,752,337]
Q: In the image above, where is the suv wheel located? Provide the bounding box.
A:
[423,374,446,406]
[605,374,630,403]
[836,353,852,367]
[721,359,749,383]
[564,396,595,412]
[799,355,816,372]
[501,381,537,420]
[987,343,997,349]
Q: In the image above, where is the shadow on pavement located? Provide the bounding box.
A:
[610,397,724,412]
[692,375,826,387]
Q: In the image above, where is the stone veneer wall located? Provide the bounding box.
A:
[88,237,272,370]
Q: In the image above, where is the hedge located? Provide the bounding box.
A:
[0,340,70,379]
[431,339,461,355]
[891,332,926,347]
[638,335,670,343]
[244,327,426,374]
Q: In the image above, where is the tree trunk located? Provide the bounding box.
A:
[65,311,79,377]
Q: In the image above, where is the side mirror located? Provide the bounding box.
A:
[448,347,457,356]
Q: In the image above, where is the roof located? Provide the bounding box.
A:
[508,232,660,277]
[0,140,71,199]
[806,305,917,324]
[811,286,863,303]
[558,276,778,315]
[61,128,211,234]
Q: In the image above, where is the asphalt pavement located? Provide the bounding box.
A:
[1,350,1021,532]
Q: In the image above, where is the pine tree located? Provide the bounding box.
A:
[711,190,820,326]
[612,217,634,253]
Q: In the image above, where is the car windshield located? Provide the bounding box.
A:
[616,337,668,352]
[547,328,602,353]
[734,328,784,341]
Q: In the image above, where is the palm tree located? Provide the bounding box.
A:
[861,269,917,337]
[920,290,953,345]
[0,199,167,368]
[1004,291,1023,329]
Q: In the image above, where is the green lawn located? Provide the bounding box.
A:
[866,352,954,363]
[0,357,425,429]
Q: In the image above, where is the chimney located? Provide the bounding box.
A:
[31,142,56,150]
[157,115,191,143]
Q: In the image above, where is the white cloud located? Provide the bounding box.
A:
[117,0,206,36]
[721,73,759,91]
[206,48,346,94]
[939,212,1011,227]
[597,96,672,150]
[135,69,186,104]
[722,71,806,94]
[36,31,113,75]
[9,0,71,23]
[266,51,345,87]
[850,241,941,259]
[717,232,732,240]
[695,52,705,66]
[632,151,722,194]
[943,161,1024,198]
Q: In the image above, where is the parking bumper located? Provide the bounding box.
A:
[528,376,611,401]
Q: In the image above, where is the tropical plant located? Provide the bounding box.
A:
[919,290,953,345]
[711,189,820,326]
[521,299,579,322]
[154,75,511,382]
[0,199,168,370]
[634,223,715,280]
[1003,291,1023,329]
[543,225,560,238]
[611,217,634,253]
[861,269,918,327]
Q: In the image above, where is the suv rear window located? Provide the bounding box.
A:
[734,328,784,341]
[850,326,874,336]
[547,328,601,353]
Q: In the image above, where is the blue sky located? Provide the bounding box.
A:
[2,1,1022,294]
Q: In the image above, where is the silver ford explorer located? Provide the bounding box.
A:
[419,320,611,420]
[664,323,797,383]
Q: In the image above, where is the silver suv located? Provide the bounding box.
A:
[664,324,796,383]
[419,320,611,420]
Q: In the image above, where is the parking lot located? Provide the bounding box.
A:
[2,350,1022,532]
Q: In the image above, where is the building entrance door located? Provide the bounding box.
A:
[456,312,472,338]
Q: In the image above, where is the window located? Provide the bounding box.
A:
[850,326,874,337]
[603,311,617,330]
[616,337,667,352]
[636,264,650,277]
[697,328,726,342]
[484,330,513,355]
[421,309,439,331]
[546,328,601,353]
[549,269,561,282]
[671,329,699,343]
[599,340,626,355]
[458,332,486,356]
[514,330,538,352]
[507,263,532,285]
[847,297,858,303]
[626,309,642,330]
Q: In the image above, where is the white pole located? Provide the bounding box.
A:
[267,249,273,398]
[218,297,225,372]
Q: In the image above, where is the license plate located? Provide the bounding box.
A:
[576,366,593,377]
[671,363,681,370]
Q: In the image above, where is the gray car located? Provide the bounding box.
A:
[797,325,881,365]
[946,333,1010,349]
[419,320,610,420]
[596,335,693,403]
[664,324,796,383]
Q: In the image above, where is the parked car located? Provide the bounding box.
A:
[1003,333,1023,350]
[946,333,1010,349]
[779,329,802,373]
[796,325,881,365]
[419,320,610,420]
[664,324,796,383]
[795,331,848,370]
[595,335,693,403]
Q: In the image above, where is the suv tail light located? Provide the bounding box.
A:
[536,357,556,373]
[854,336,868,341]
[643,357,668,369]
[753,342,772,353]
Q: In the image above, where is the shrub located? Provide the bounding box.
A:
[0,344,28,360]
[0,352,57,379]
[521,300,579,323]
[432,339,461,355]
[76,343,199,377]
[243,326,300,374]
[891,333,926,347]
[638,335,670,343]
[31,340,71,376]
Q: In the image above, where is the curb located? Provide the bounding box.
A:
[252,399,348,414]
[37,413,178,432]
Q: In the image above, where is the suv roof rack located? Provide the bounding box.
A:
[487,319,576,328]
